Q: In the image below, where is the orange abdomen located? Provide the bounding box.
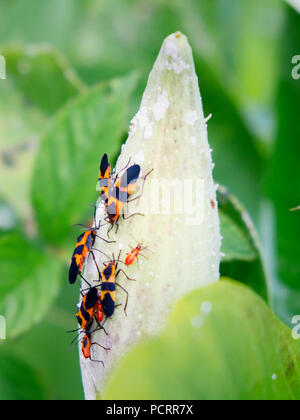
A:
[82,335,91,359]
[96,302,104,323]
[125,249,139,266]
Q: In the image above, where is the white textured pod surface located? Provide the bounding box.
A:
[80,32,221,400]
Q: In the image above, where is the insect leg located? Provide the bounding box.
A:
[115,282,129,315]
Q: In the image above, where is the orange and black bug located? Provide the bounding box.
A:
[69,222,114,285]
[98,154,132,203]
[69,230,98,285]
[100,251,134,318]
[98,154,111,202]
[125,243,147,267]
[77,287,106,331]
[81,333,108,365]
[105,164,141,224]
[69,287,106,346]
[76,287,100,332]
[105,165,153,230]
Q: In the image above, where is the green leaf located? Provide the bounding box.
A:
[219,211,256,262]
[0,80,46,220]
[267,7,300,287]
[32,73,138,245]
[0,233,61,338]
[0,199,19,236]
[2,45,84,115]
[170,0,284,145]
[0,351,47,400]
[266,7,300,321]
[0,274,84,400]
[0,1,85,54]
[218,186,269,302]
[0,80,45,148]
[104,280,300,400]
[195,57,263,221]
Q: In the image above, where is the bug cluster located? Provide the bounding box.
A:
[69,154,151,364]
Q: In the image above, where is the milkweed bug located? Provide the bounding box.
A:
[69,230,97,285]
[76,287,106,331]
[105,164,140,223]
[76,287,100,331]
[99,251,135,318]
[98,154,132,203]
[105,166,153,231]
[69,288,106,349]
[98,154,111,202]
[125,243,147,267]
[69,221,114,285]
[81,333,109,365]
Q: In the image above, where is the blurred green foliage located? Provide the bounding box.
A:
[2,45,85,114]
[32,74,137,245]
[105,280,300,400]
[218,186,269,302]
[0,0,299,400]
